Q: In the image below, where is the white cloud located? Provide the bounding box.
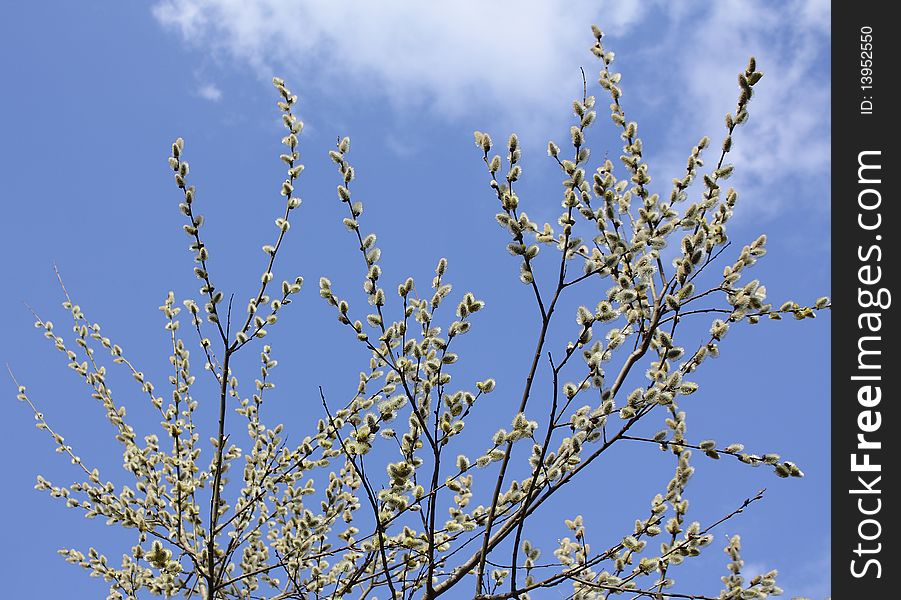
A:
[152,0,645,125]
[152,1,830,215]
[197,83,223,101]
[638,0,831,218]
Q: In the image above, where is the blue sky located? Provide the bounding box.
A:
[1,2,830,598]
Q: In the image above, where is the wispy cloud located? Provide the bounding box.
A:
[152,0,829,216]
[635,0,831,219]
[197,83,223,101]
[151,0,645,126]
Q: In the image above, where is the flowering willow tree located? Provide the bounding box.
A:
[12,26,828,600]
